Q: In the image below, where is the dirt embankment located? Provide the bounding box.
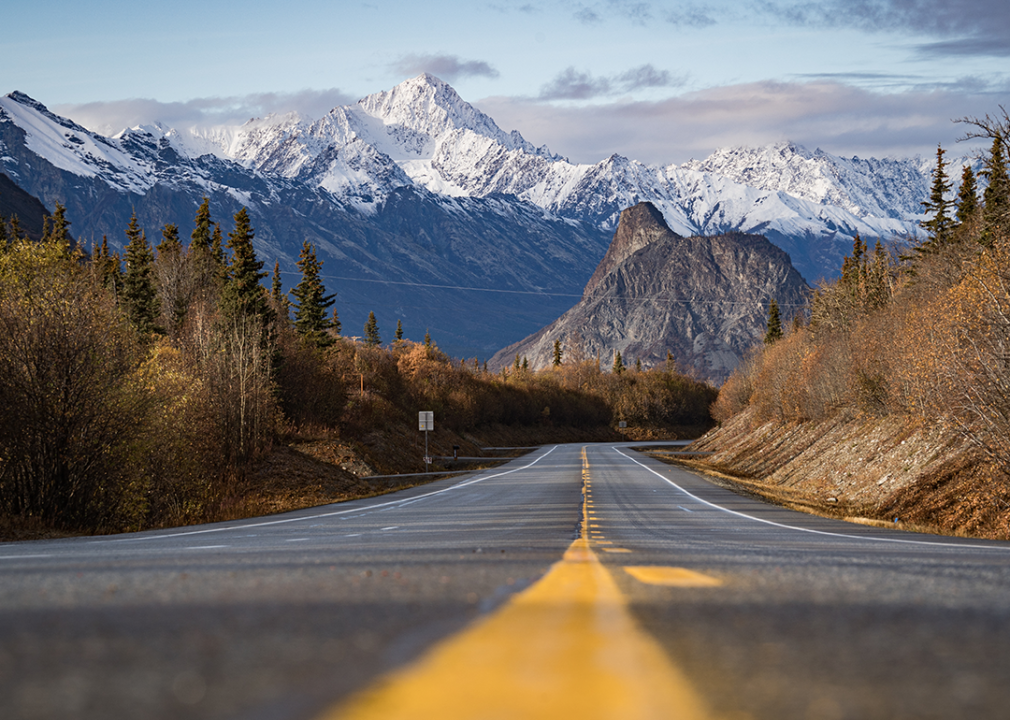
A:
[665,407,1010,540]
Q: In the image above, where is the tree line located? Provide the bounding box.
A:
[0,199,716,534]
[716,108,1010,475]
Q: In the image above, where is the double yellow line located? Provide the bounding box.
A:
[320,447,715,720]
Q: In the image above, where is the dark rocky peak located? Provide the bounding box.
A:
[583,201,681,296]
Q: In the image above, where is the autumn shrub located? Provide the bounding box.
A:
[0,238,146,531]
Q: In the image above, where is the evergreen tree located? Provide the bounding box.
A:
[764,298,783,344]
[552,339,562,366]
[363,311,381,346]
[92,236,123,297]
[121,212,161,335]
[331,308,341,336]
[514,354,521,373]
[270,260,287,312]
[0,213,8,249]
[44,202,73,254]
[157,223,182,255]
[981,134,1009,248]
[191,197,213,253]
[956,165,980,226]
[290,241,335,347]
[919,144,954,249]
[395,319,404,341]
[522,356,529,371]
[635,357,642,372]
[424,329,432,349]
[211,223,225,263]
[613,350,625,375]
[222,208,270,322]
[8,215,24,242]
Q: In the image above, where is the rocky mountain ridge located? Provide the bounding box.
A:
[0,74,935,358]
[490,202,810,383]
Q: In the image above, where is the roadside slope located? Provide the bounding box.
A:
[680,408,1010,539]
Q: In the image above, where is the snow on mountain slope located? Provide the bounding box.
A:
[0,92,154,193]
[1,76,934,284]
[682,141,933,220]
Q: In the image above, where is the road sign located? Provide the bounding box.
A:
[419,411,434,431]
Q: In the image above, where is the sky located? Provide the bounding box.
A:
[3,0,1008,165]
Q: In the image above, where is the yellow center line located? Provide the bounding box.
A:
[624,567,723,587]
[318,447,714,720]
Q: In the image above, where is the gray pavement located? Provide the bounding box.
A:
[1,442,1009,719]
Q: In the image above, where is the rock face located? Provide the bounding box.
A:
[0,172,51,240]
[489,202,810,384]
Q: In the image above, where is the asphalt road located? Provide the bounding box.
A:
[1,442,1009,720]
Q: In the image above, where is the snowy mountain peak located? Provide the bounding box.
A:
[356,74,546,157]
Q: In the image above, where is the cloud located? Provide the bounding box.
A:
[761,0,1010,58]
[479,79,1007,166]
[390,54,500,82]
[574,6,602,23]
[664,5,718,27]
[52,89,353,136]
[538,64,686,100]
[539,68,613,100]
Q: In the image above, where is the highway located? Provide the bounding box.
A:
[2,442,1010,719]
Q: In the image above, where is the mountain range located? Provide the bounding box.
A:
[0,74,932,359]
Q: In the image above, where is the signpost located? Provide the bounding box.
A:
[419,411,434,471]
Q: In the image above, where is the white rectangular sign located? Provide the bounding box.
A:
[418,411,434,431]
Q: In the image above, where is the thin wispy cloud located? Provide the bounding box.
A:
[481,78,1006,166]
[665,5,718,27]
[539,65,686,100]
[762,0,1010,58]
[391,54,500,82]
[53,89,353,136]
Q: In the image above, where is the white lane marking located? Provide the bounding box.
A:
[678,506,693,513]
[612,446,1010,552]
[381,526,399,531]
[185,545,229,550]
[285,538,309,543]
[344,534,362,538]
[0,554,52,560]
[84,446,560,545]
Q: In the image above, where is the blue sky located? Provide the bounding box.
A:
[4,0,1008,164]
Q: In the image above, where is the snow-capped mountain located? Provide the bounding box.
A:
[172,74,929,282]
[0,75,936,357]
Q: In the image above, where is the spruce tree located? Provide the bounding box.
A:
[613,350,625,375]
[122,212,161,335]
[764,298,783,344]
[635,357,642,372]
[270,260,286,311]
[45,202,72,254]
[424,329,432,349]
[222,208,270,322]
[919,144,954,249]
[331,308,341,336]
[191,197,213,252]
[956,165,980,226]
[158,223,182,255]
[395,319,404,341]
[290,241,335,347]
[981,134,1009,248]
[363,311,381,346]
[552,339,562,366]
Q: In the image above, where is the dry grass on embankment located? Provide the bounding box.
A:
[645,407,1010,541]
